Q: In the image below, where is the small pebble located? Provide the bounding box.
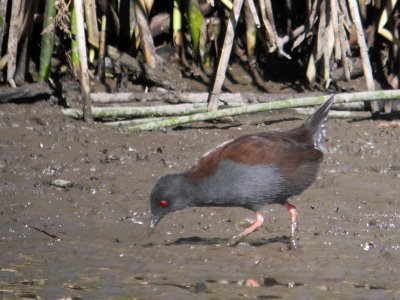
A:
[315,284,329,291]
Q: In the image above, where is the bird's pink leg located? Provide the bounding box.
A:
[285,202,299,249]
[228,211,264,247]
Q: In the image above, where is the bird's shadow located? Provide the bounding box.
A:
[249,235,290,247]
[164,235,289,247]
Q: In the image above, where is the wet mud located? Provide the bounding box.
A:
[1,100,400,299]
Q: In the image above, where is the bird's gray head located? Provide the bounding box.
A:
[148,173,193,234]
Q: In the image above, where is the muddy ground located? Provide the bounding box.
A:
[1,79,400,299]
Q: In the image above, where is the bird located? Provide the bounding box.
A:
[148,95,334,249]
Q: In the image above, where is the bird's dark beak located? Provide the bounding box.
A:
[148,214,160,235]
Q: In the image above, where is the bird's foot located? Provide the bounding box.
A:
[289,237,299,250]
[227,234,244,247]
[227,212,264,247]
[288,218,299,250]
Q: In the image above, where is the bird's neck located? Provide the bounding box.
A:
[180,174,227,208]
[177,174,204,207]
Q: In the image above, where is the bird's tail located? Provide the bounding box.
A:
[303,95,334,149]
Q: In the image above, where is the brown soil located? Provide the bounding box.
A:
[1,79,400,299]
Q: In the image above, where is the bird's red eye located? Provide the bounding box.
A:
[159,200,168,207]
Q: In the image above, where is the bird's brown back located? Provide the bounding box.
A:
[186,128,323,183]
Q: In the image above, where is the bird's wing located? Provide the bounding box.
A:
[186,133,322,182]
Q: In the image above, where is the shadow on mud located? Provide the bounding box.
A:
[163,235,289,247]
